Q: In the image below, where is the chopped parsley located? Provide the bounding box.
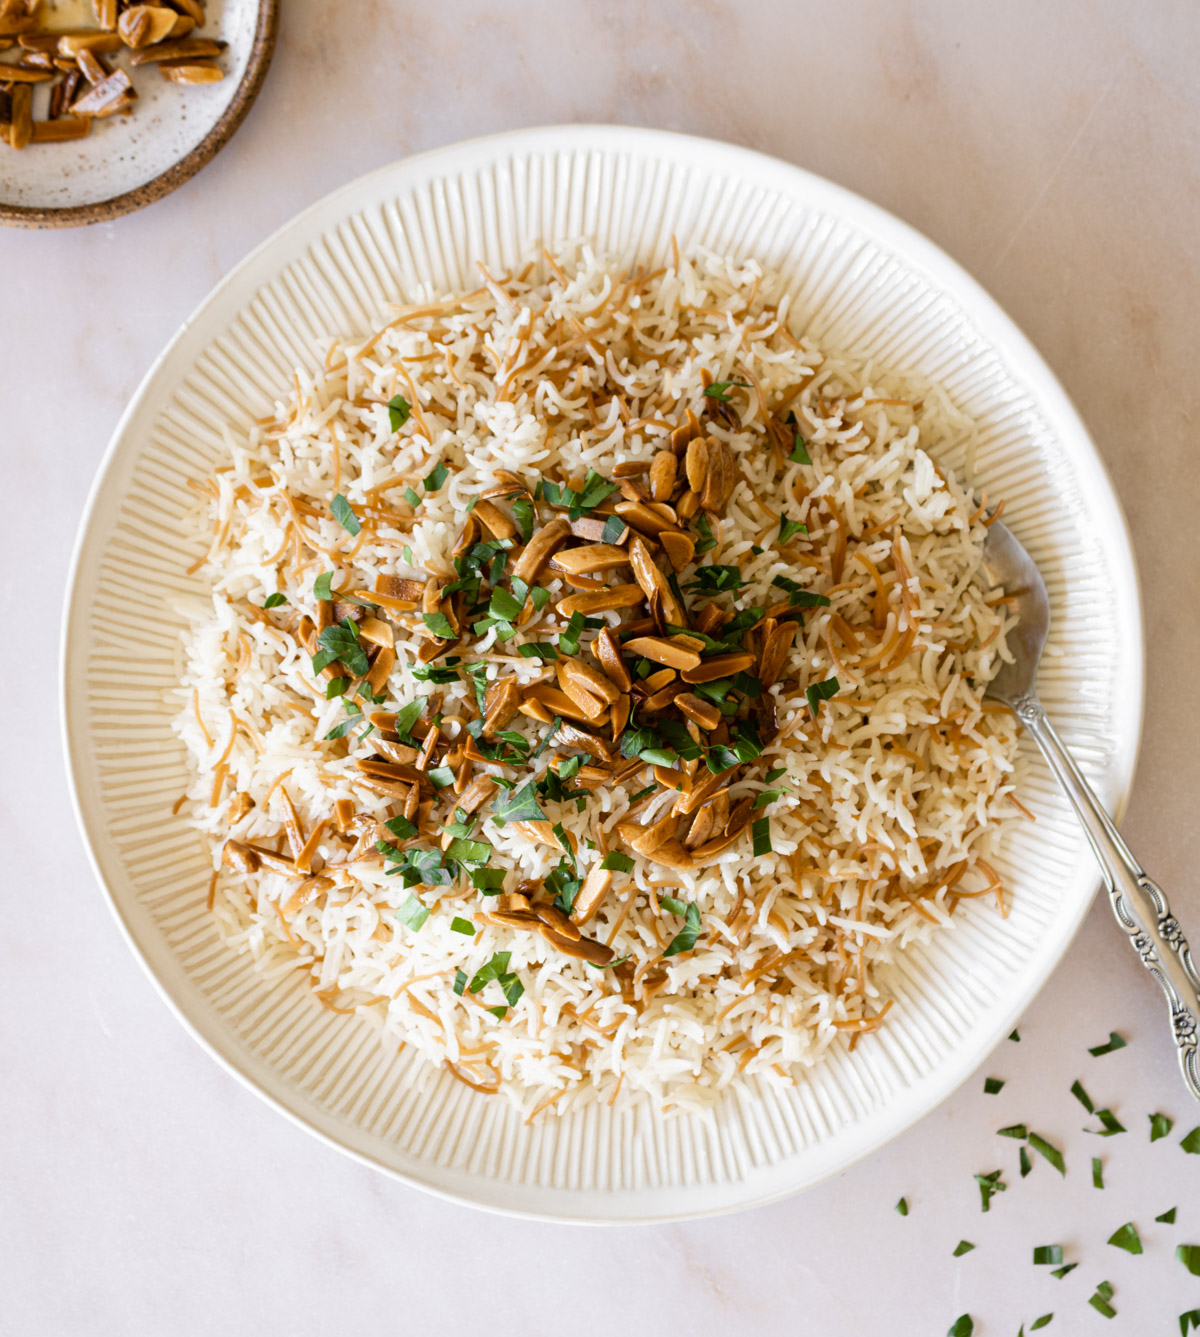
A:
[895,1197,908,1216]
[1070,1079,1094,1113]
[983,1077,1005,1095]
[1087,1281,1116,1318]
[778,515,808,544]
[395,895,430,932]
[1028,1131,1065,1175]
[387,394,411,431]
[422,611,456,640]
[662,902,702,958]
[330,493,361,536]
[704,379,749,402]
[952,1240,975,1257]
[1156,1206,1176,1224]
[314,619,369,677]
[423,462,449,491]
[751,816,772,856]
[1032,1245,1063,1265]
[263,591,287,608]
[1088,1031,1127,1057]
[450,917,475,936]
[491,779,547,825]
[601,851,636,874]
[1178,1245,1200,1276]
[1107,1222,1142,1254]
[1150,1112,1174,1142]
[1092,1156,1104,1189]
[805,676,840,718]
[1087,1108,1126,1137]
[693,513,717,555]
[1181,1126,1200,1154]
[974,1169,1006,1212]
[541,469,618,519]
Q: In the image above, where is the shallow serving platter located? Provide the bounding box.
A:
[0,0,277,228]
[62,125,1144,1222]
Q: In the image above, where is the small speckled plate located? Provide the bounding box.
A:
[0,0,277,228]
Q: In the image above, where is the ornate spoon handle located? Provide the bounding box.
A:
[1014,693,1200,1100]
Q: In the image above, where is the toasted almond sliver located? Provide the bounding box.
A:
[470,498,517,540]
[518,698,555,724]
[681,652,755,684]
[759,620,798,689]
[9,83,31,148]
[375,573,425,600]
[676,488,701,521]
[94,0,118,30]
[553,721,613,760]
[658,528,696,573]
[119,4,176,47]
[358,616,394,648]
[571,866,614,925]
[649,450,677,502]
[0,15,36,36]
[129,36,224,65]
[628,536,687,627]
[595,626,630,692]
[684,806,715,850]
[30,116,91,142]
[75,46,109,82]
[2,63,52,82]
[613,499,674,537]
[556,584,645,617]
[624,636,702,672]
[483,677,522,736]
[610,693,631,742]
[551,543,631,576]
[643,682,683,711]
[159,58,224,84]
[527,683,608,725]
[170,0,207,23]
[568,515,628,543]
[676,692,722,731]
[611,460,650,478]
[560,657,621,705]
[511,517,570,584]
[685,437,707,493]
[70,68,135,116]
[57,30,122,56]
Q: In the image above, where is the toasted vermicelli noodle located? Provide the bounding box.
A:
[173,244,1022,1118]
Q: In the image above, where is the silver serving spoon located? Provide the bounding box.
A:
[983,519,1200,1099]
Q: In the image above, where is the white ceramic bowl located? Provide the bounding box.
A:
[62,126,1143,1222]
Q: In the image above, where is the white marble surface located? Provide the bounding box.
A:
[5,1,1200,1332]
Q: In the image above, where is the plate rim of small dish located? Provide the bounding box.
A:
[61,124,1145,1222]
[0,0,279,230]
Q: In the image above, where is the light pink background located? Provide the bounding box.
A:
[5,2,1199,1331]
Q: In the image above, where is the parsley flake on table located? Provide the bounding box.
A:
[387,394,411,431]
[895,1196,908,1216]
[952,1240,975,1257]
[1088,1031,1127,1056]
[1033,1245,1063,1265]
[1107,1222,1142,1254]
[1150,1112,1174,1142]
[974,1169,1006,1212]
[330,493,361,536]
[1087,1280,1116,1318]
[1157,1207,1178,1224]
[1028,1131,1065,1175]
[1178,1244,1200,1276]
[983,1076,1005,1095]
[1181,1126,1200,1154]
[946,1317,973,1337]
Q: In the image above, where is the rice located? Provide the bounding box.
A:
[173,243,1022,1118]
